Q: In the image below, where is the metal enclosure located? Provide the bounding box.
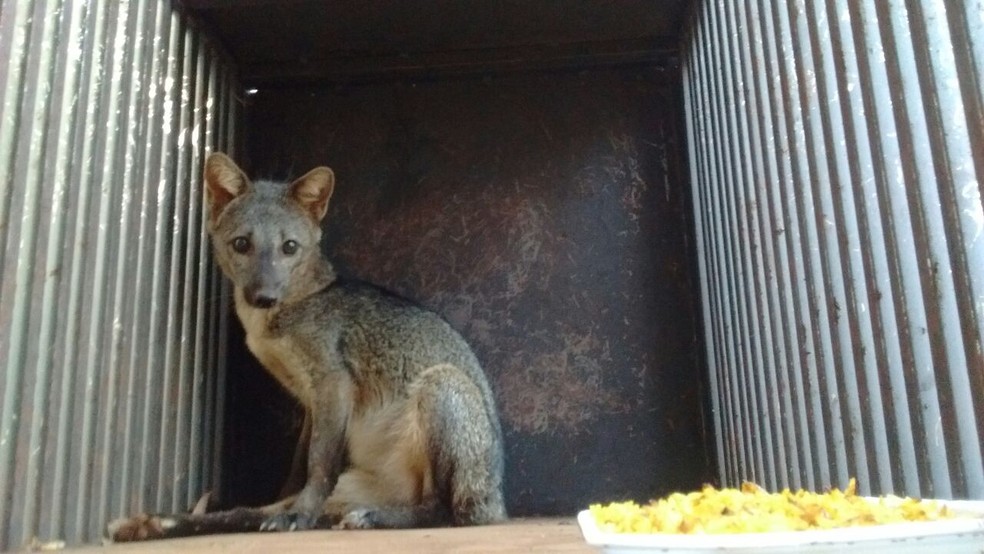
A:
[7,0,984,549]
[684,0,984,499]
[0,0,239,548]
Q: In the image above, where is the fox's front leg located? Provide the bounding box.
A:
[278,410,312,498]
[261,381,351,531]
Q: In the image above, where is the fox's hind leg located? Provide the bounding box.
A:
[417,363,507,526]
[107,495,301,542]
[108,508,273,541]
[329,363,506,529]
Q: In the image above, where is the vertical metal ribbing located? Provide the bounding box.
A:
[694,3,747,484]
[877,0,960,497]
[199,54,239,506]
[768,0,834,492]
[684,6,716,478]
[800,0,867,492]
[756,0,814,491]
[32,0,89,542]
[93,0,141,533]
[47,0,106,541]
[704,0,747,485]
[211,64,238,504]
[826,0,892,496]
[683,44,728,488]
[76,0,129,537]
[146,8,182,515]
[118,0,166,518]
[942,0,984,498]
[137,1,176,515]
[721,0,782,494]
[2,0,65,543]
[731,0,792,492]
[0,0,238,548]
[737,0,802,492]
[199,54,223,504]
[904,0,984,498]
[685,0,984,499]
[186,37,210,508]
[172,22,200,514]
[699,1,741,484]
[156,11,186,514]
[703,3,744,485]
[0,0,32,282]
[852,0,931,495]
[716,7,758,483]
[68,0,118,542]
[709,0,770,487]
[783,0,851,492]
[0,0,38,542]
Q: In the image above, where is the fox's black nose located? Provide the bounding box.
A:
[244,287,279,309]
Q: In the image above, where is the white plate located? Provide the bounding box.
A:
[577,499,984,553]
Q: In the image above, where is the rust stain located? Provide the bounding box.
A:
[495,329,625,435]
[329,173,631,435]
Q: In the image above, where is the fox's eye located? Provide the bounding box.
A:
[231,236,251,254]
[282,240,299,256]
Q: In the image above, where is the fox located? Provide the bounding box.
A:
[107,152,507,541]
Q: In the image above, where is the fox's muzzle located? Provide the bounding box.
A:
[241,249,286,309]
[244,285,280,309]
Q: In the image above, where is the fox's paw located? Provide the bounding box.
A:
[106,514,177,542]
[335,508,377,530]
[259,511,318,532]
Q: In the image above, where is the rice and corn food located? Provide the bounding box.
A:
[589,478,952,534]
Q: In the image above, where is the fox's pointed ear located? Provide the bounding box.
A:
[204,152,250,223]
[290,166,335,222]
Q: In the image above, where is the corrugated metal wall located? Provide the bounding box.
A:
[684,0,984,499]
[0,0,238,548]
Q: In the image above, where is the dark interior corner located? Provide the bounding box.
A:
[177,0,687,84]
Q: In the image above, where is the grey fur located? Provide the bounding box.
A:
[106,153,506,542]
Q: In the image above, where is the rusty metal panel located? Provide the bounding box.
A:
[229,65,713,516]
[684,0,984,499]
[0,0,239,548]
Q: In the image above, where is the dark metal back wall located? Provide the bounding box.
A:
[228,67,712,515]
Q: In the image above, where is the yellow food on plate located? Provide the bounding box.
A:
[589,478,952,534]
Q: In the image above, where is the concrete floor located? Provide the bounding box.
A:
[66,519,594,553]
